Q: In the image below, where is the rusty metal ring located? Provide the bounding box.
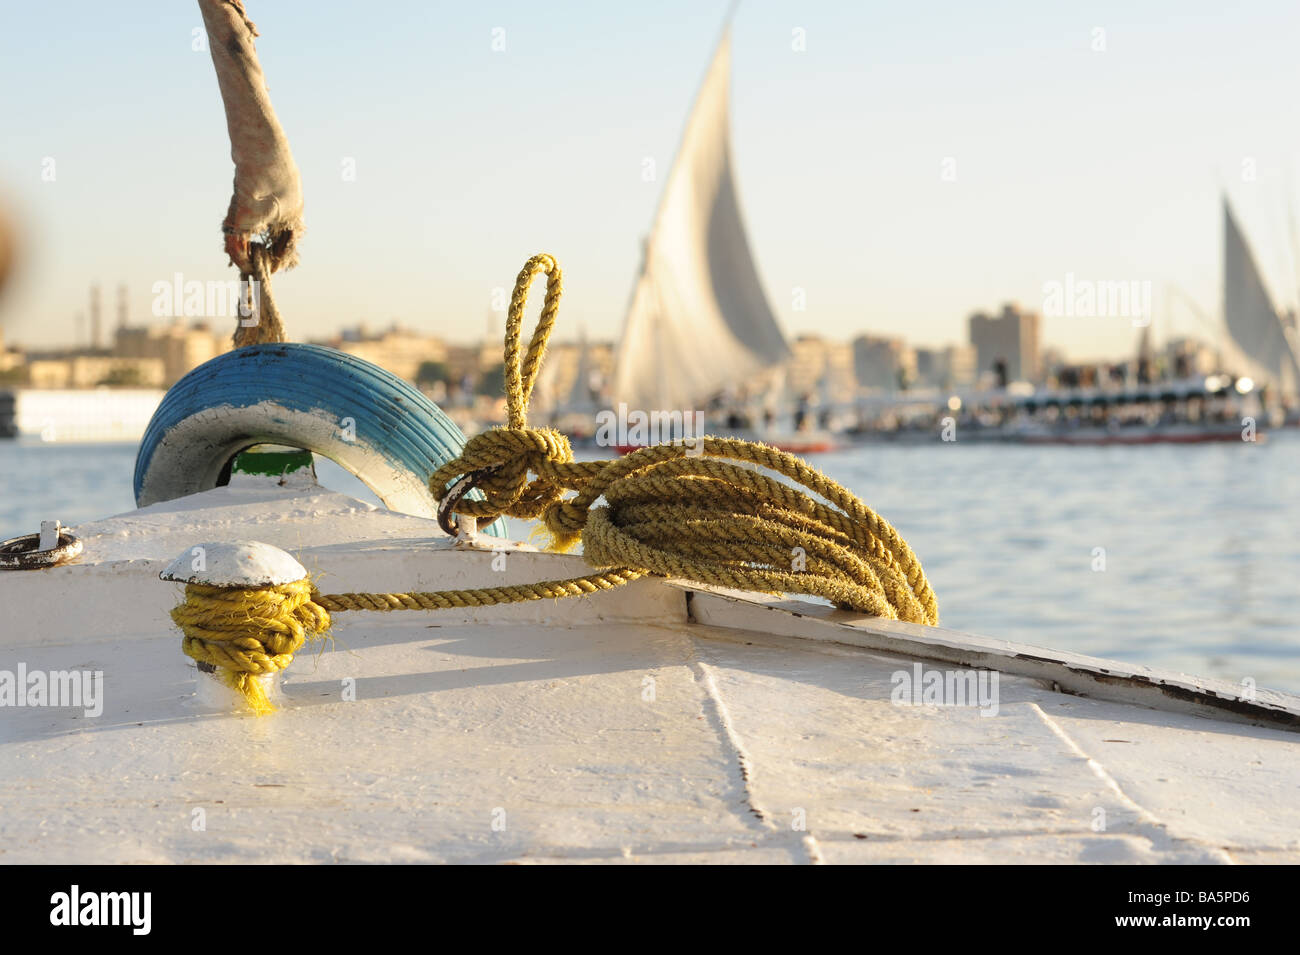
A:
[0,530,83,571]
[436,467,499,536]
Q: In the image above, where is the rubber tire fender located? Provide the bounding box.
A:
[133,343,506,536]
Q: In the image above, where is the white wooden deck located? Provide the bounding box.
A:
[1,482,1297,864]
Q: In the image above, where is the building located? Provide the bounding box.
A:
[26,355,166,389]
[441,343,485,392]
[782,335,855,401]
[114,322,227,385]
[322,325,448,384]
[0,327,23,380]
[914,344,976,390]
[968,303,1041,385]
[852,334,916,392]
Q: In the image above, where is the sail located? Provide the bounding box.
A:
[562,330,599,413]
[1223,198,1300,395]
[613,30,790,413]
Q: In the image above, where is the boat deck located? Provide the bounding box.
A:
[1,481,1297,864]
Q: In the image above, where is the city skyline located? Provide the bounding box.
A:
[2,2,1300,359]
[2,281,1224,403]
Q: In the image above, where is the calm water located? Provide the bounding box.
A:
[2,435,1297,692]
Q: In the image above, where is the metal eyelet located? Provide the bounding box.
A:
[0,529,83,570]
[436,467,500,537]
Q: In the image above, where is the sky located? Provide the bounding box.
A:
[2,0,1299,360]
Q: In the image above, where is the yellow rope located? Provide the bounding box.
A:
[173,579,331,715]
[173,253,938,713]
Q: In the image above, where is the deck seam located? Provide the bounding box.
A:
[690,659,770,830]
[688,655,823,864]
[1027,702,1234,864]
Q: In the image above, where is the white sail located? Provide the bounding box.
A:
[1223,198,1300,395]
[613,29,790,413]
[563,329,599,413]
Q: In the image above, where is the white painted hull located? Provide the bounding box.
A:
[1,479,1296,864]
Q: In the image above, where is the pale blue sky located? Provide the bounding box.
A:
[2,0,1298,359]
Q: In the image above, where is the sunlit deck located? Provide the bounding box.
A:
[2,481,1297,864]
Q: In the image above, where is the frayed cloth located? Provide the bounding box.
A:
[198,0,304,288]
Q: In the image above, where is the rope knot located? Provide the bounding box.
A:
[459,426,573,473]
[428,254,586,540]
[431,425,577,528]
[542,498,592,550]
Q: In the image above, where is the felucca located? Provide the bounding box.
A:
[0,4,1296,866]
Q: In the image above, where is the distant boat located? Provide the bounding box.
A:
[545,329,604,442]
[559,328,600,419]
[1010,420,1261,447]
[0,388,163,442]
[611,24,793,434]
[1222,197,1300,399]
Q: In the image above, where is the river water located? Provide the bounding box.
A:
[2,435,1297,692]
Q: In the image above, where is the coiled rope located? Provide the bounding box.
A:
[174,579,327,714]
[173,253,938,713]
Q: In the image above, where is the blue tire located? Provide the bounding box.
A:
[134,343,506,537]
